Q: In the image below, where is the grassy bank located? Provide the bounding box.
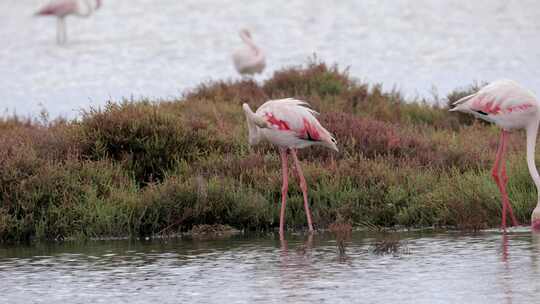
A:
[0,60,537,242]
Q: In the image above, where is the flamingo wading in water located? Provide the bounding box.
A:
[451,79,540,231]
[243,98,338,237]
[232,29,266,76]
[35,0,101,45]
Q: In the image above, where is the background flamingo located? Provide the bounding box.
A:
[451,79,540,231]
[35,0,101,44]
[232,29,265,76]
[243,98,338,237]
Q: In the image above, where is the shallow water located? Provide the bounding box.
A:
[1,228,540,303]
[1,0,540,117]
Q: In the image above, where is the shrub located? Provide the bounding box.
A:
[134,176,273,236]
[263,58,352,99]
[0,159,137,242]
[0,61,533,242]
[184,79,267,105]
[78,101,233,183]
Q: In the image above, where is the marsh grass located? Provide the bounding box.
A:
[0,59,538,242]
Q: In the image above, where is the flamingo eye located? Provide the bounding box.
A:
[331,138,337,144]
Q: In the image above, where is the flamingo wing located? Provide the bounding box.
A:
[232,48,265,75]
[256,98,334,142]
[232,48,255,71]
[232,30,265,75]
[451,79,538,118]
[36,0,77,16]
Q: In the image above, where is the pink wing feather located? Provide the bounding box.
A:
[256,98,333,142]
[36,0,77,17]
[452,79,537,116]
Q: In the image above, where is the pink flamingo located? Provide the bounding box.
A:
[35,0,101,45]
[232,29,266,76]
[451,79,540,231]
[242,98,338,237]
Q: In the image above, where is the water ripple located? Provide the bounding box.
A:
[3,230,538,303]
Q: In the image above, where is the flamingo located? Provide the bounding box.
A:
[35,0,101,45]
[242,98,338,237]
[450,79,540,231]
[232,29,266,76]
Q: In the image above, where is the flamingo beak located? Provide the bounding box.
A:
[324,138,339,152]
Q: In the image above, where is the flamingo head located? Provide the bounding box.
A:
[95,0,102,9]
[321,134,338,152]
[239,29,252,40]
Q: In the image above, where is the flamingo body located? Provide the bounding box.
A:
[35,0,101,44]
[233,49,265,75]
[243,98,337,237]
[36,1,78,17]
[232,29,265,76]
[451,79,540,231]
[452,80,538,130]
[243,98,337,151]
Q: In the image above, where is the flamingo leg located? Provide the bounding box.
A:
[291,149,314,232]
[492,130,519,230]
[499,131,519,227]
[62,18,67,44]
[56,18,61,44]
[279,148,289,239]
[492,131,507,229]
[57,17,66,45]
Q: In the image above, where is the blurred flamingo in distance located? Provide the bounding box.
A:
[35,0,101,45]
[243,98,338,237]
[450,79,540,231]
[232,29,266,76]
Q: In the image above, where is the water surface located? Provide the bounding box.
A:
[1,229,540,303]
[1,0,540,117]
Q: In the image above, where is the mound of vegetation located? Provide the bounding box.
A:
[0,59,536,242]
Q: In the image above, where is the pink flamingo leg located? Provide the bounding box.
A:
[279,149,289,238]
[56,18,61,44]
[499,132,519,227]
[492,131,507,229]
[492,131,519,230]
[57,17,66,45]
[291,149,314,232]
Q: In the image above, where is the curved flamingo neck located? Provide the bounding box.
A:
[77,0,95,17]
[240,32,259,52]
[526,118,540,205]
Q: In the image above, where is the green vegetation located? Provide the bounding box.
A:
[0,59,537,242]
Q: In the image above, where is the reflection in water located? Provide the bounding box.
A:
[279,233,314,255]
[531,232,540,275]
[501,233,509,264]
[532,231,540,254]
[278,234,316,302]
[329,221,352,262]
[278,233,314,268]
[1,229,540,303]
[500,233,512,304]
[532,232,540,302]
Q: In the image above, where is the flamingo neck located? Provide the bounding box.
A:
[240,32,259,53]
[526,119,540,206]
[77,0,95,17]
